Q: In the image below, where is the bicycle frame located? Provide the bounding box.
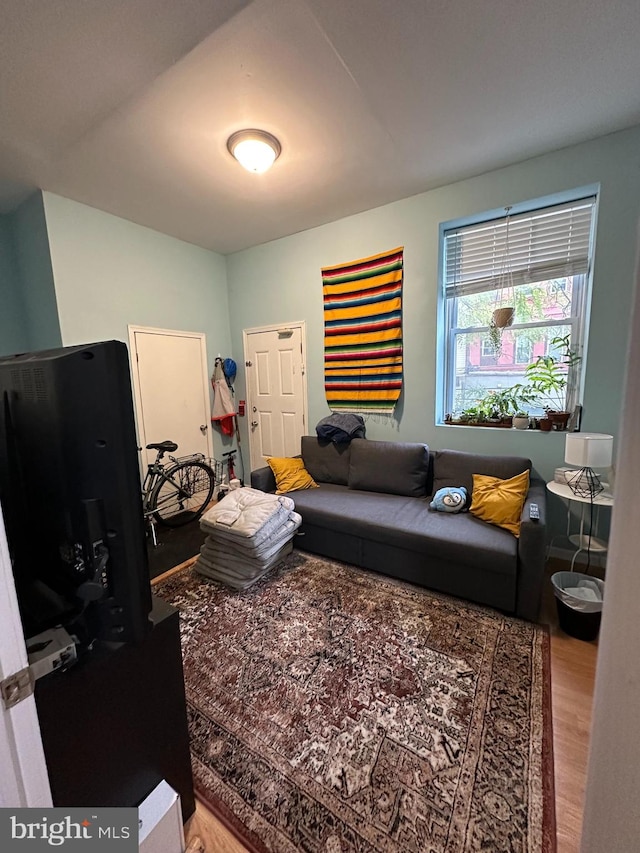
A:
[142,449,208,544]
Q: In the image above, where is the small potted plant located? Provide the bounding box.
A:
[546,410,572,431]
[513,411,530,430]
[482,388,519,427]
[460,406,483,425]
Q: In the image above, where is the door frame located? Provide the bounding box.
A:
[242,321,308,471]
[0,502,53,807]
[128,325,214,466]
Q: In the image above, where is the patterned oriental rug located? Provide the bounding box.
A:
[154,551,556,853]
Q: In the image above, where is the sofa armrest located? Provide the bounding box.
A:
[250,465,277,493]
[516,477,547,622]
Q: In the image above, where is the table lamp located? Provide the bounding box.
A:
[564,433,613,498]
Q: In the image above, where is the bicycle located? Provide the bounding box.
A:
[141,441,216,545]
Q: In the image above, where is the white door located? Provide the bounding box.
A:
[129,327,213,468]
[0,503,52,807]
[244,323,307,468]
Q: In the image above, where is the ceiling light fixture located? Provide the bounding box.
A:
[227,129,281,174]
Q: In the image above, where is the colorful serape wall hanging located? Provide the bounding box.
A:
[322,247,403,414]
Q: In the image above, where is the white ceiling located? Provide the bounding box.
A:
[2,0,640,254]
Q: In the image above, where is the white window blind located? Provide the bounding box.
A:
[445,197,596,296]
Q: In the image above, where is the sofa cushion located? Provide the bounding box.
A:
[432,449,532,497]
[469,470,530,537]
[266,456,318,495]
[348,439,429,497]
[291,484,517,575]
[301,436,351,485]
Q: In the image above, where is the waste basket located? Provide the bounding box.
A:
[551,572,604,641]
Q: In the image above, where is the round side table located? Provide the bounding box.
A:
[546,480,614,570]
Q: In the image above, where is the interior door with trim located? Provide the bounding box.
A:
[244,323,307,469]
[129,327,213,468]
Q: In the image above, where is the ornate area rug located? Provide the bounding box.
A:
[154,551,555,853]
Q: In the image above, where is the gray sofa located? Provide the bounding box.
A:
[251,436,547,622]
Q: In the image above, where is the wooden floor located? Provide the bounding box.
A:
[542,559,600,853]
[182,559,599,853]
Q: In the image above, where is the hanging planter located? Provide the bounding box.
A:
[487,207,516,357]
[488,307,514,355]
[491,306,515,329]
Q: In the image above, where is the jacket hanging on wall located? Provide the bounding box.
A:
[211,358,236,436]
[316,413,366,443]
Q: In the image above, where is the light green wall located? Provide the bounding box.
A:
[227,124,640,517]
[10,193,61,351]
[42,193,232,376]
[42,192,233,457]
[0,214,29,356]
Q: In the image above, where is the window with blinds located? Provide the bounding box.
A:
[441,196,596,420]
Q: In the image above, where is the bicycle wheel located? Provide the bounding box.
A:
[150,460,215,527]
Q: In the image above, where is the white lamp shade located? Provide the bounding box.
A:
[565,433,613,468]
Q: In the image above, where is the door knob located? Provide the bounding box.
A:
[251,420,258,427]
[200,424,208,433]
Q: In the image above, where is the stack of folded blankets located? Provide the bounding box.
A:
[195,487,302,590]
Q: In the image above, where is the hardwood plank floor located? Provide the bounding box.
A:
[182,559,599,852]
[543,560,600,853]
[185,803,247,853]
[549,630,597,853]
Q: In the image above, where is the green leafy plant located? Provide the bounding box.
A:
[452,334,581,427]
[510,334,581,413]
[487,322,504,355]
[481,388,520,418]
[459,405,484,424]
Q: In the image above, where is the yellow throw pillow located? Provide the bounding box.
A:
[266,456,318,495]
[469,470,530,537]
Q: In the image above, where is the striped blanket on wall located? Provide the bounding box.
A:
[322,247,403,414]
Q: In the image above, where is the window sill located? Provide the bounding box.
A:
[438,421,565,433]
[445,421,513,429]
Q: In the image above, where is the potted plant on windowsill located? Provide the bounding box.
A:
[452,389,517,427]
[510,334,581,431]
[546,410,571,430]
[459,406,484,425]
[483,388,520,426]
[513,412,530,430]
